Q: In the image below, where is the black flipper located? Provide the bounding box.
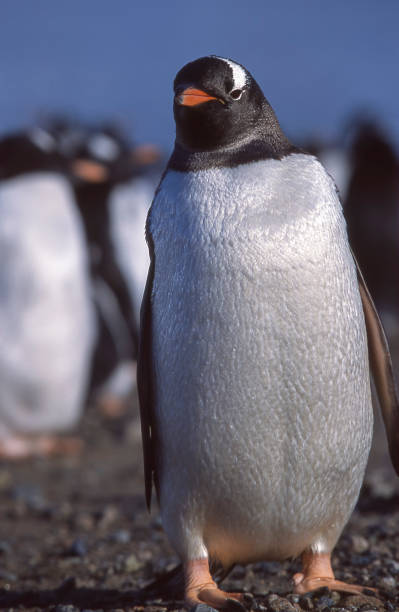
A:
[137,218,156,510]
[354,253,399,475]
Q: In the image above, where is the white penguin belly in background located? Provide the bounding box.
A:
[110,176,154,329]
[150,155,373,567]
[0,173,94,439]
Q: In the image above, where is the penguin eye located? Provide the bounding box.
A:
[230,89,243,100]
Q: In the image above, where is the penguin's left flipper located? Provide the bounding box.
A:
[354,253,399,475]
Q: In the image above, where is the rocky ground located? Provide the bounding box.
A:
[0,344,398,612]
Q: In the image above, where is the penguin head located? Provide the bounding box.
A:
[0,129,65,180]
[173,56,282,152]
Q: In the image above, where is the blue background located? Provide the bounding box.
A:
[1,0,398,153]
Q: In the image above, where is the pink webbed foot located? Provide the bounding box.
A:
[185,559,246,610]
[293,550,377,596]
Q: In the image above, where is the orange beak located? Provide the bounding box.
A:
[176,87,222,107]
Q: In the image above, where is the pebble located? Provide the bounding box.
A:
[0,569,17,581]
[111,528,131,543]
[351,535,370,554]
[350,554,376,567]
[379,575,396,589]
[65,537,88,557]
[387,560,399,574]
[315,594,337,609]
[0,540,11,555]
[124,552,144,573]
[75,511,95,530]
[151,515,163,530]
[54,606,80,612]
[98,504,120,527]
[11,483,47,511]
[267,594,296,611]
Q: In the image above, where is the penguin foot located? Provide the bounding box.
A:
[293,550,377,595]
[185,559,246,610]
[293,573,376,595]
[97,394,129,419]
[187,584,246,610]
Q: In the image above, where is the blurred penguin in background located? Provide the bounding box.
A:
[344,121,399,334]
[302,137,351,201]
[45,118,162,414]
[0,128,95,458]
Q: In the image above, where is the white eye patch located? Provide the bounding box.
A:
[88,134,120,162]
[28,128,56,152]
[214,56,247,91]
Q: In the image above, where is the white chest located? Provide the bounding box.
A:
[149,155,372,563]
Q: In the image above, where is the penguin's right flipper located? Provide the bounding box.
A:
[137,221,157,510]
[353,253,399,475]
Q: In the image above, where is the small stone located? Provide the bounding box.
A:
[351,535,369,554]
[316,594,336,609]
[350,554,375,567]
[0,540,11,555]
[267,595,296,612]
[0,569,17,581]
[75,511,95,530]
[111,529,131,543]
[387,560,399,574]
[54,606,80,612]
[151,515,163,530]
[189,605,218,612]
[124,553,143,573]
[98,504,120,527]
[379,575,395,589]
[268,594,279,602]
[65,537,87,557]
[11,483,47,510]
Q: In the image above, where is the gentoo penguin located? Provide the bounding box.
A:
[70,125,160,396]
[35,119,160,412]
[0,129,95,458]
[344,121,399,324]
[138,56,399,607]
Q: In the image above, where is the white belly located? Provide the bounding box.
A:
[150,156,373,565]
[0,174,95,437]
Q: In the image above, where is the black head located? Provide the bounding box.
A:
[0,128,66,180]
[170,56,296,170]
